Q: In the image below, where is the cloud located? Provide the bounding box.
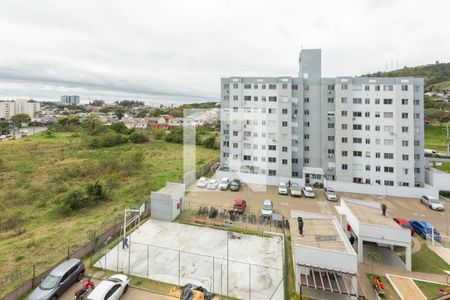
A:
[0,0,449,103]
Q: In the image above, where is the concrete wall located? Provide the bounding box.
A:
[295,246,357,274]
[425,168,450,191]
[324,178,439,199]
[216,170,305,187]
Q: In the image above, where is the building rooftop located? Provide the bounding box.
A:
[343,198,399,227]
[290,211,353,254]
[156,182,185,195]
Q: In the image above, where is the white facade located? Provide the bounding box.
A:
[60,95,80,106]
[0,99,41,119]
[220,49,425,188]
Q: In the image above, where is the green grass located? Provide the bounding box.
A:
[435,162,450,173]
[432,80,450,90]
[425,124,450,152]
[414,280,447,299]
[0,131,218,297]
[366,274,400,300]
[401,239,450,275]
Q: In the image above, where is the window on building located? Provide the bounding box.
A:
[292,158,298,164]
[328,98,334,103]
[269,96,277,102]
[243,155,251,161]
[282,108,288,114]
[304,97,309,103]
[353,111,362,117]
[383,85,394,91]
[402,113,408,119]
[384,180,394,186]
[365,85,370,91]
[282,83,288,89]
[353,98,362,104]
[353,137,362,144]
[375,98,380,104]
[384,112,393,118]
[402,126,409,133]
[233,95,238,101]
[342,151,348,156]
[233,83,238,89]
[282,121,288,127]
[342,124,348,130]
[244,84,251,89]
[268,157,276,163]
[304,146,309,151]
[268,170,276,176]
[341,83,348,90]
[342,164,348,170]
[244,96,251,101]
[414,99,420,105]
[402,154,409,161]
[384,166,394,173]
[341,97,347,104]
[353,151,362,157]
[269,84,276,89]
[384,153,394,159]
[353,124,362,130]
[341,110,348,116]
[292,84,298,90]
[401,85,408,91]
[342,137,348,143]
[282,146,288,152]
[383,99,393,105]
[268,145,276,150]
[376,166,381,172]
[328,136,335,141]
[282,159,288,165]
[402,99,409,105]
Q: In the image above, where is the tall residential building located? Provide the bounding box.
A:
[0,99,41,119]
[60,95,80,106]
[220,49,425,187]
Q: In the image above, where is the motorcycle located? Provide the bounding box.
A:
[74,279,95,300]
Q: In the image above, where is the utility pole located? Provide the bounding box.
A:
[446,123,449,157]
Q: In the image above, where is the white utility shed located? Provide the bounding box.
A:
[290,211,366,299]
[336,198,412,271]
[150,182,185,222]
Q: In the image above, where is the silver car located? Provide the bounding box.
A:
[28,259,85,300]
[324,188,337,201]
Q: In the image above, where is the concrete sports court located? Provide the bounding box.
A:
[94,219,284,300]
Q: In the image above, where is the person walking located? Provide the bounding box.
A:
[349,234,355,246]
[122,236,129,249]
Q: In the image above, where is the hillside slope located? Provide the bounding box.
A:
[364,62,450,91]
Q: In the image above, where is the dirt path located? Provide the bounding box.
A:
[387,275,427,300]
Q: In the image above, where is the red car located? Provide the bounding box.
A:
[232,199,246,213]
[393,217,414,236]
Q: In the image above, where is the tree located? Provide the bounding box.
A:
[202,135,216,149]
[86,181,106,202]
[368,251,380,274]
[129,132,149,143]
[110,122,131,134]
[114,108,125,120]
[11,113,31,128]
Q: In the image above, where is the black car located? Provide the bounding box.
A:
[230,179,241,191]
[28,258,85,300]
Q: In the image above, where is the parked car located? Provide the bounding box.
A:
[261,199,273,218]
[207,179,219,190]
[278,182,289,195]
[324,188,337,201]
[290,183,301,197]
[28,259,85,300]
[420,195,444,211]
[393,217,414,236]
[302,186,315,198]
[232,199,247,213]
[219,177,230,190]
[408,220,441,241]
[87,274,129,300]
[196,177,208,188]
[230,179,241,191]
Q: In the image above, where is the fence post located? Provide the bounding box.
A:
[128,234,131,275]
[147,245,150,278]
[67,242,70,260]
[249,264,251,300]
[178,250,181,287]
[212,257,215,293]
[117,239,120,272]
[32,264,36,288]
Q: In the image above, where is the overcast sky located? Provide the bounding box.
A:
[0,0,449,104]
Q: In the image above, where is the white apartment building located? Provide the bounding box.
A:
[0,99,41,120]
[219,49,425,187]
[61,95,80,106]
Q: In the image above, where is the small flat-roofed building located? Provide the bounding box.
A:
[290,211,367,299]
[150,182,185,221]
[336,198,412,271]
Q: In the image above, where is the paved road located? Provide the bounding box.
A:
[0,126,47,141]
[426,157,450,164]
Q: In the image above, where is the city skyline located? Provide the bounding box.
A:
[0,0,449,103]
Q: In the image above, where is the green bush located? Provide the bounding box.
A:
[86,181,107,202]
[202,135,216,149]
[58,188,86,213]
[165,127,183,144]
[312,182,324,189]
[129,132,149,143]
[440,190,450,198]
[86,131,127,148]
[152,128,165,140]
[110,122,133,135]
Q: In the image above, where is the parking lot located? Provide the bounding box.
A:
[58,277,176,300]
[186,183,450,235]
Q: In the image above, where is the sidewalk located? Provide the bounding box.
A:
[429,242,450,265]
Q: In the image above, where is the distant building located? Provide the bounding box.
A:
[60,95,80,106]
[0,99,41,119]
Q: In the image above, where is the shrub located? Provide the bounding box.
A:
[312,182,324,189]
[152,128,165,140]
[129,132,149,143]
[86,131,127,148]
[86,181,107,202]
[57,188,86,213]
[110,122,132,135]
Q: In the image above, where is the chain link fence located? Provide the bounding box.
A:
[1,200,149,300]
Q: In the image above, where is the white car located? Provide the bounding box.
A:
[87,274,129,300]
[324,188,337,201]
[421,195,444,211]
[0,135,7,140]
[302,186,315,198]
[290,183,302,197]
[196,177,208,188]
[261,199,273,218]
[278,182,288,195]
[219,177,230,190]
[207,179,219,190]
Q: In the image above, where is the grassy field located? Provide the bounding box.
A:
[0,131,218,297]
[435,162,450,173]
[414,280,447,299]
[424,124,449,152]
[400,239,450,275]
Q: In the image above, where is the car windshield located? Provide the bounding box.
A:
[279,183,287,187]
[429,197,439,204]
[327,189,335,194]
[221,178,228,183]
[40,275,61,290]
[291,183,300,189]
